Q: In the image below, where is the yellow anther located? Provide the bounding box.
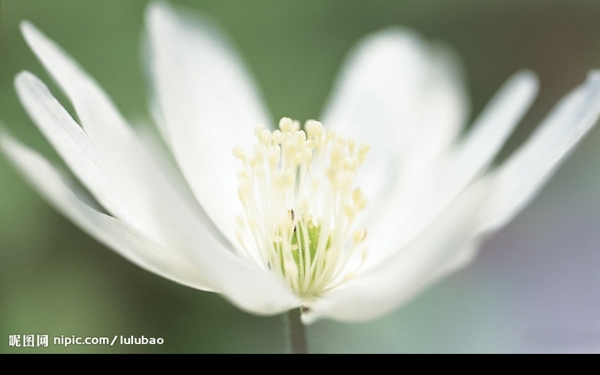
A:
[305,120,323,138]
[342,157,357,171]
[272,129,283,144]
[237,169,249,181]
[355,196,367,211]
[293,130,307,147]
[352,188,363,203]
[260,129,272,146]
[291,120,301,132]
[237,188,247,207]
[232,146,246,161]
[344,204,356,219]
[254,124,265,137]
[353,229,366,243]
[348,139,356,154]
[358,143,371,162]
[234,228,245,245]
[330,146,344,167]
[335,136,347,149]
[300,148,313,163]
[279,117,293,132]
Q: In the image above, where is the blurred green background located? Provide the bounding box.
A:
[2,0,600,353]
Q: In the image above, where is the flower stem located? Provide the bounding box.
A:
[286,308,308,354]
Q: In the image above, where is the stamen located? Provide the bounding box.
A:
[233,118,370,300]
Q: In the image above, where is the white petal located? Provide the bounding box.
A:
[20,24,231,261]
[321,28,470,226]
[365,71,538,262]
[401,44,470,179]
[449,71,539,183]
[146,2,272,247]
[14,71,157,239]
[1,133,300,315]
[20,21,137,146]
[482,71,600,233]
[0,133,216,292]
[15,71,217,259]
[426,240,481,284]
[303,178,493,323]
[20,22,177,246]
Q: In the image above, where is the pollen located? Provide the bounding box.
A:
[233,118,370,300]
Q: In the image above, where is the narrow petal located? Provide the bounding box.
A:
[20,23,241,259]
[1,133,300,315]
[303,178,493,323]
[0,133,216,292]
[365,71,538,262]
[14,71,160,241]
[401,44,471,179]
[20,22,236,257]
[20,21,135,144]
[321,28,470,226]
[146,2,273,247]
[20,22,183,247]
[14,70,223,259]
[482,71,600,232]
[448,71,539,185]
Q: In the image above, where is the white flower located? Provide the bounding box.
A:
[2,2,600,324]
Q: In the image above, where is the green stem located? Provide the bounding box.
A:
[287,308,308,354]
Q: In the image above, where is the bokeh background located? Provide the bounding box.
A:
[2,0,600,353]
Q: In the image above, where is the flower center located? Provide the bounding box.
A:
[233,118,370,300]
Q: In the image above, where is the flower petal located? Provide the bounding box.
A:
[20,21,143,151]
[14,70,220,259]
[146,2,273,247]
[21,22,241,260]
[447,71,539,187]
[0,133,216,292]
[321,28,470,226]
[20,22,181,246]
[302,178,493,323]
[14,70,160,241]
[365,71,538,262]
[482,71,600,233]
[1,133,300,315]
